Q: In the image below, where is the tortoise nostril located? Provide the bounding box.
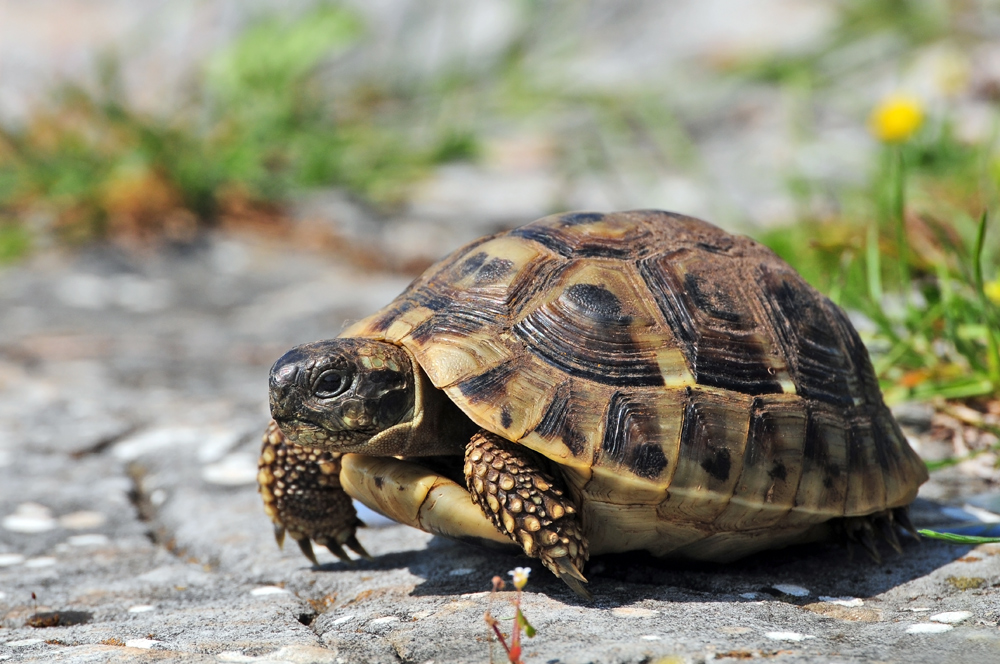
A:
[271,364,300,388]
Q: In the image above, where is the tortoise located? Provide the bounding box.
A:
[258,209,928,597]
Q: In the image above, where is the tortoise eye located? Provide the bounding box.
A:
[313,370,350,399]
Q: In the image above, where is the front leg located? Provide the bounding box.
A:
[258,420,370,563]
[464,431,590,598]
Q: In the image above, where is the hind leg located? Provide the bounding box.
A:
[258,420,370,563]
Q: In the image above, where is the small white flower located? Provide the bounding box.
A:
[509,567,531,590]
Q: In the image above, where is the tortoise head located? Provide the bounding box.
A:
[268,339,415,449]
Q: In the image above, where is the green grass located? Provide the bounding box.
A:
[757,115,1000,409]
[919,529,1000,545]
[0,3,480,245]
[0,222,30,262]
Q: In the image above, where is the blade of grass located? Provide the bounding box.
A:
[827,248,854,306]
[918,529,1000,544]
[935,261,958,348]
[866,222,883,304]
[972,211,1000,387]
[910,376,995,401]
[892,147,911,308]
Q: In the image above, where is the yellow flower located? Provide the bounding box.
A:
[986,278,1000,306]
[508,567,531,590]
[869,94,925,143]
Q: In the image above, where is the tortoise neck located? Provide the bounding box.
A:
[366,351,475,456]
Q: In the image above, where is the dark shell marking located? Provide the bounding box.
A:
[342,210,927,529]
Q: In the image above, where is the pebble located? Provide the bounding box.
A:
[906,623,954,634]
[250,586,288,596]
[68,534,110,547]
[2,503,58,533]
[330,615,355,626]
[930,611,972,624]
[906,608,932,612]
[940,506,988,522]
[611,607,660,618]
[113,275,172,312]
[772,584,810,597]
[112,426,225,462]
[5,639,44,647]
[128,604,155,613]
[369,616,400,626]
[0,591,5,600]
[0,553,25,567]
[765,631,814,642]
[960,504,1000,523]
[719,627,752,635]
[55,273,111,309]
[202,453,259,486]
[58,511,107,529]
[217,653,256,663]
[640,635,661,641]
[819,596,864,607]
[125,638,161,649]
[24,556,56,568]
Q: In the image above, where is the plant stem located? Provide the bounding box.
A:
[866,222,883,304]
[973,211,1000,387]
[892,146,910,301]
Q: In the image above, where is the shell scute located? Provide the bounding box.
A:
[510,211,654,259]
[712,394,807,530]
[638,248,790,394]
[784,403,851,523]
[755,263,865,406]
[596,389,686,484]
[657,387,753,522]
[844,417,888,515]
[452,354,560,442]
[512,260,675,388]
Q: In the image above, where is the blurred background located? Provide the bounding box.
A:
[2,0,1000,514]
[1,4,1000,657]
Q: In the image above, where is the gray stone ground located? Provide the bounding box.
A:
[1,227,999,664]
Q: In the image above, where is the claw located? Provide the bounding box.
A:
[875,515,903,554]
[274,525,286,549]
[317,538,352,563]
[554,558,591,600]
[296,536,319,565]
[856,522,882,564]
[345,534,373,560]
[893,507,920,541]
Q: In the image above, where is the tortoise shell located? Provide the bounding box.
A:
[341,210,927,560]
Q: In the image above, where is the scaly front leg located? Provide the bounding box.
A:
[464,430,590,598]
[258,420,370,563]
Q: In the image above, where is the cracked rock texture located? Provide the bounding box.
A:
[1,232,999,664]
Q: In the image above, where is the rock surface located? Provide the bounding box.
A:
[1,232,999,664]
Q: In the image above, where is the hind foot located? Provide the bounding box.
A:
[834,506,919,563]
